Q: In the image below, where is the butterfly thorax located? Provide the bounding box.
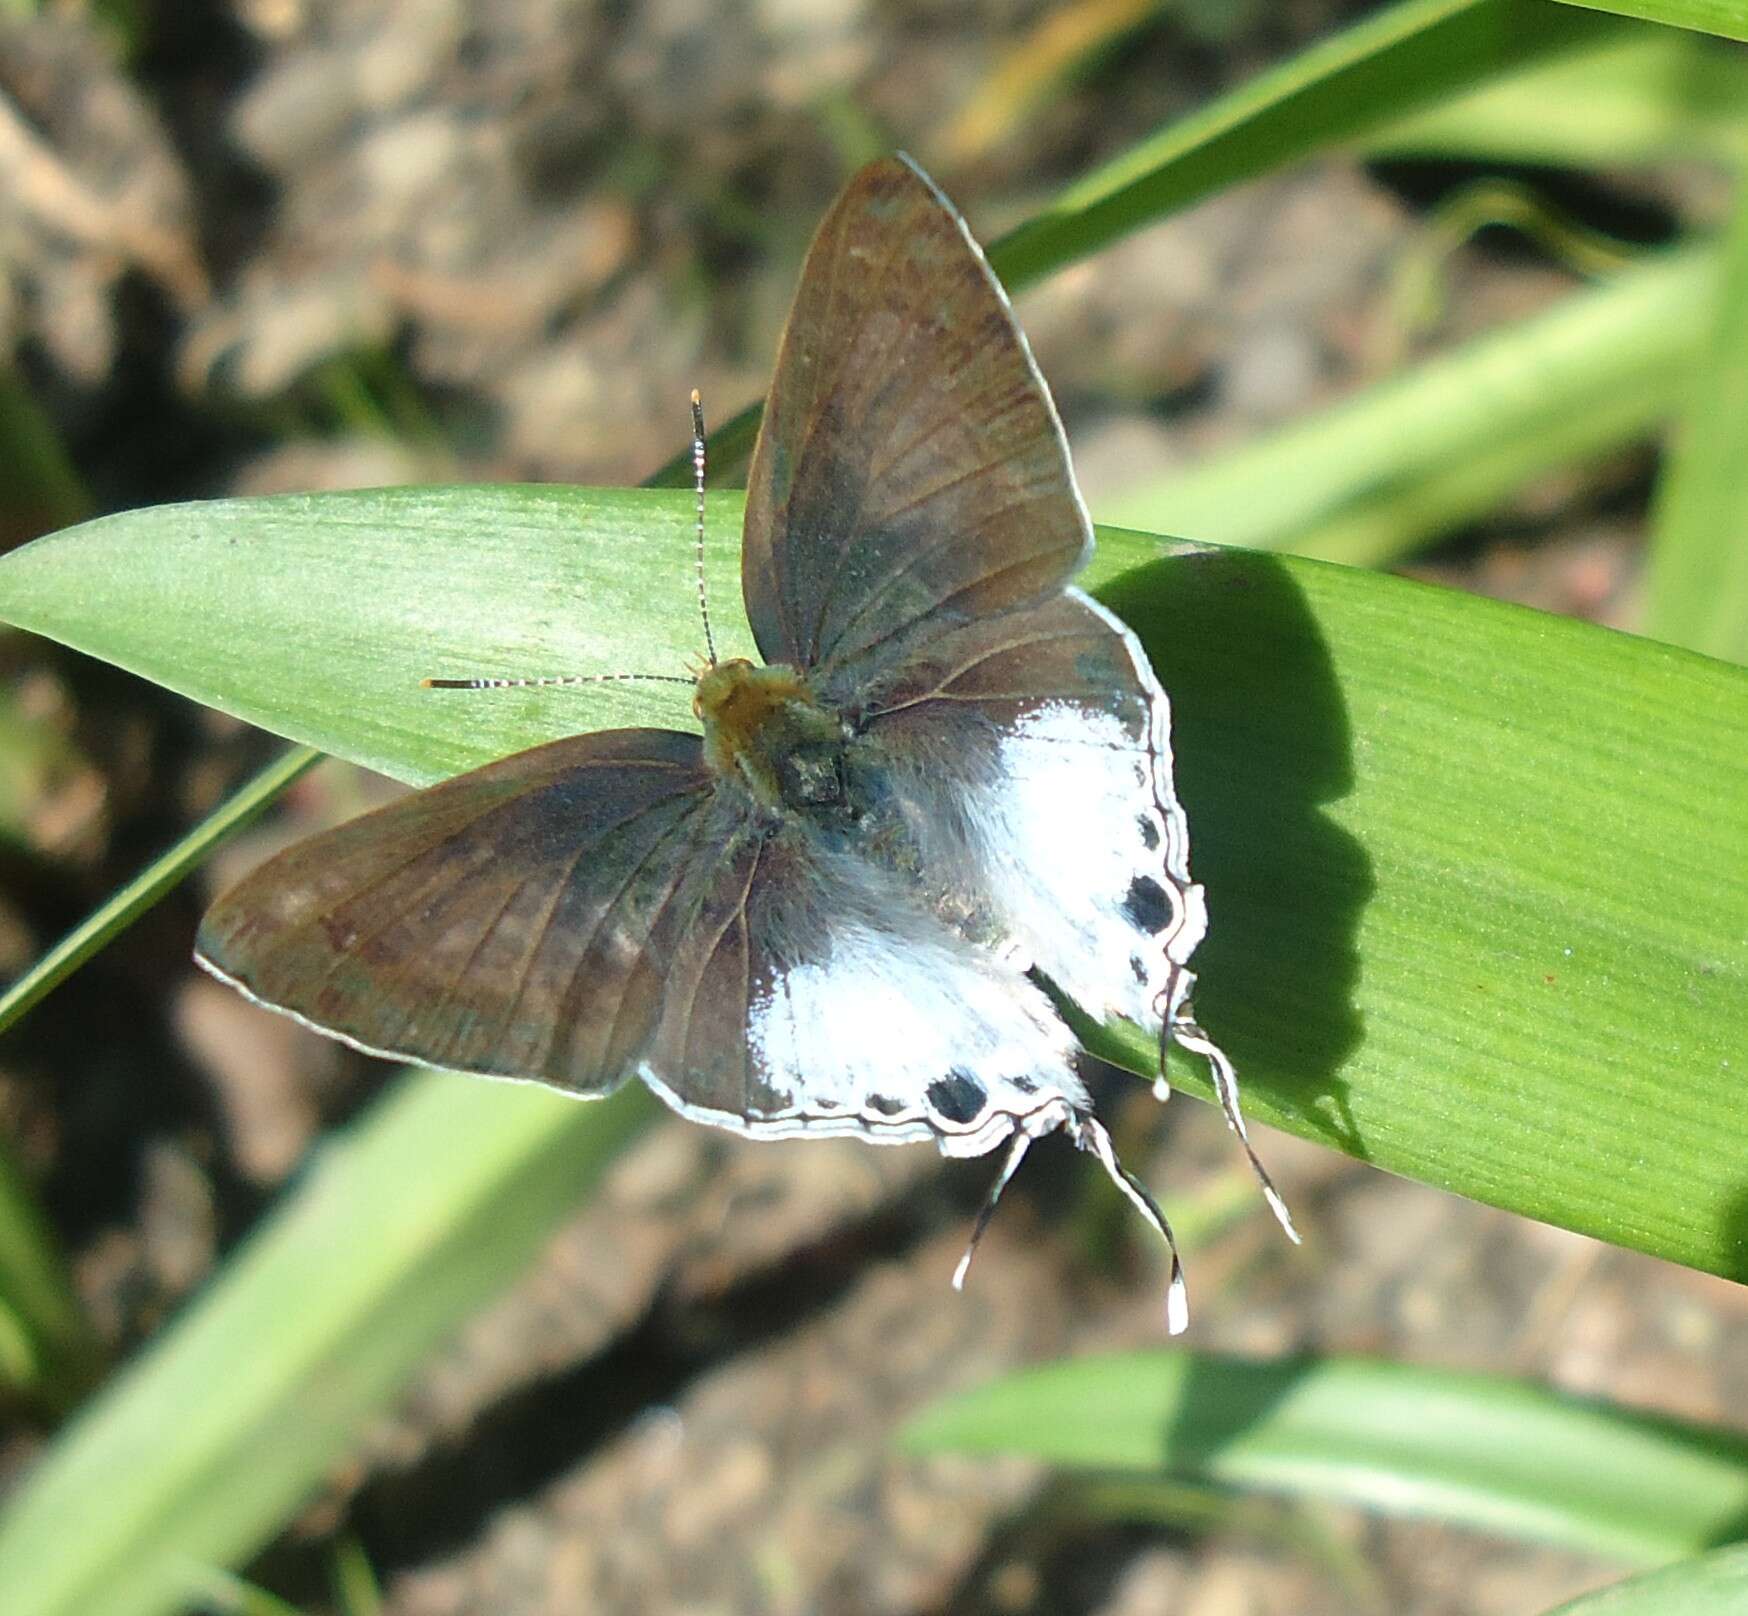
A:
[694,658,849,812]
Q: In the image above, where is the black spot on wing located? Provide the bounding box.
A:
[927,1067,988,1125]
[1130,954,1150,985]
[867,1094,905,1116]
[1122,874,1174,935]
[1136,814,1161,851]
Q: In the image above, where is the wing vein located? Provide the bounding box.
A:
[781,210,920,666]
[576,795,719,1077]
[674,833,767,1096]
[530,790,713,1077]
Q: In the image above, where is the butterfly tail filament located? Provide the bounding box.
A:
[952,1102,1190,1335]
[1072,1113,1190,1335]
[951,1129,1034,1292]
[1171,1011,1301,1245]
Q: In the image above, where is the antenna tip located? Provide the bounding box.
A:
[690,387,701,407]
[419,677,438,687]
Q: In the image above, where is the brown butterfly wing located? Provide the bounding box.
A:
[196,729,724,1091]
[741,155,1092,689]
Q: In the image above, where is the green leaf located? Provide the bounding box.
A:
[1544,1543,1748,1613]
[987,0,1633,293]
[0,1069,658,1616]
[0,486,750,789]
[1367,27,1748,167]
[1093,245,1713,563]
[1,489,1744,1292]
[1093,536,1748,1286]
[1646,174,1748,663]
[901,1352,1748,1564]
[1554,0,1748,45]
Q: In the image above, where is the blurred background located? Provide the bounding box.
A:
[1,2,1745,1613]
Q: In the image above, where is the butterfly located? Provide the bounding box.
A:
[196,154,1294,1330]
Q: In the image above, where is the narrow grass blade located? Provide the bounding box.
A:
[987,0,1632,294]
[0,746,323,1038]
[645,397,762,490]
[902,1352,1748,1564]
[0,1070,659,1616]
[0,491,1744,1288]
[328,1536,383,1616]
[1368,27,1748,166]
[193,1570,309,1616]
[0,367,89,547]
[1645,174,1748,663]
[0,1132,102,1416]
[0,487,758,789]
[1093,245,1714,563]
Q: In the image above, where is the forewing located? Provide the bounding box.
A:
[635,814,1092,1157]
[849,590,1206,1040]
[742,155,1092,686]
[196,729,721,1091]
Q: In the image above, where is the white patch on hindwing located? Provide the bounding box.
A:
[865,588,1208,1036]
[746,919,1086,1154]
[638,827,1091,1156]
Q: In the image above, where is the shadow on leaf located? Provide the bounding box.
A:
[1098,544,1372,1156]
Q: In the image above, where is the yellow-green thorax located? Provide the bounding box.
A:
[693,659,847,810]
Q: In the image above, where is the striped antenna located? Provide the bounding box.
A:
[423,672,694,690]
[691,389,719,666]
[424,394,723,695]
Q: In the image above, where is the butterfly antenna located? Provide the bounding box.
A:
[1170,1011,1300,1245]
[951,1130,1034,1292]
[422,672,695,690]
[1072,1113,1189,1335]
[691,389,719,667]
